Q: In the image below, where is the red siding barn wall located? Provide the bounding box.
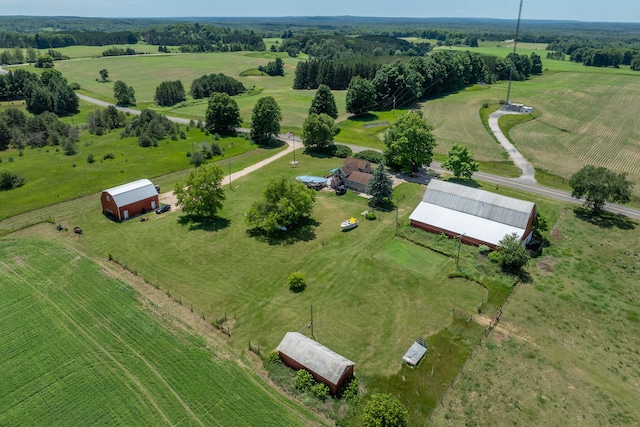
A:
[524,205,537,241]
[410,220,498,249]
[101,192,120,218]
[336,365,355,392]
[279,352,348,395]
[118,196,159,219]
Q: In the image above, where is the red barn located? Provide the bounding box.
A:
[409,180,536,249]
[101,179,159,221]
[277,332,355,395]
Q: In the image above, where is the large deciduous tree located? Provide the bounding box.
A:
[309,84,338,119]
[251,96,282,145]
[302,113,335,152]
[205,92,241,136]
[442,144,479,180]
[373,60,423,111]
[366,164,393,208]
[569,165,634,211]
[174,163,226,220]
[245,177,316,234]
[490,232,531,273]
[346,76,376,116]
[362,393,408,427]
[99,69,109,82]
[113,80,136,106]
[383,111,436,173]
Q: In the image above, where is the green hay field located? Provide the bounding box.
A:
[53,51,347,128]
[0,238,325,426]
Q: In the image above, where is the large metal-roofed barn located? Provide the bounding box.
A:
[409,180,536,249]
[277,332,355,394]
[101,178,159,221]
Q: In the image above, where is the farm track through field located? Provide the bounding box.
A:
[53,282,207,426]
[0,260,174,425]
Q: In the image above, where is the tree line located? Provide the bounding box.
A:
[275,33,431,59]
[295,50,541,110]
[0,107,78,152]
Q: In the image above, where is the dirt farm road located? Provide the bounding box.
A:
[78,94,640,221]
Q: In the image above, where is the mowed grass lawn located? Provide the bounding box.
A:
[0,238,325,426]
[7,151,487,378]
[432,205,640,425]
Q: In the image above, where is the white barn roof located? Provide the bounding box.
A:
[277,332,354,385]
[410,180,535,247]
[103,179,158,208]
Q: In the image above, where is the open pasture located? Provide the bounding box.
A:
[0,238,323,426]
[54,51,345,128]
[432,203,640,425]
[6,152,488,379]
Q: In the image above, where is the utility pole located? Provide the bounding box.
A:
[456,233,466,270]
[310,305,315,340]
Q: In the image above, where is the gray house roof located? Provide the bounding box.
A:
[277,332,354,385]
[103,179,158,208]
[410,180,536,246]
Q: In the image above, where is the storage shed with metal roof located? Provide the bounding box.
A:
[409,180,536,249]
[277,332,355,394]
[101,179,159,221]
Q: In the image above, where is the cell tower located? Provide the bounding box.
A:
[505,0,524,107]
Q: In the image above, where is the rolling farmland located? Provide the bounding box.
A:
[0,238,324,426]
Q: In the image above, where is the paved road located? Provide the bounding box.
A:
[77,94,640,221]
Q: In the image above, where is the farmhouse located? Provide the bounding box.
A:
[332,157,373,193]
[409,180,536,249]
[101,178,159,221]
[277,332,355,395]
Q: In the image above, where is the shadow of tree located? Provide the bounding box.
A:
[345,113,379,123]
[178,215,231,232]
[246,218,319,245]
[574,207,636,230]
[445,177,482,188]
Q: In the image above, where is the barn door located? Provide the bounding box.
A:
[123,210,129,219]
[151,201,156,209]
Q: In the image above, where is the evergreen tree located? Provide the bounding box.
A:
[309,84,338,119]
[366,164,394,207]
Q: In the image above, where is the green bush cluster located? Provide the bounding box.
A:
[294,369,329,400]
[334,144,353,158]
[354,149,384,164]
[288,271,307,293]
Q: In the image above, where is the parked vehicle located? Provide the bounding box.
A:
[155,204,171,214]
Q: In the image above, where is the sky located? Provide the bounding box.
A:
[0,0,638,23]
